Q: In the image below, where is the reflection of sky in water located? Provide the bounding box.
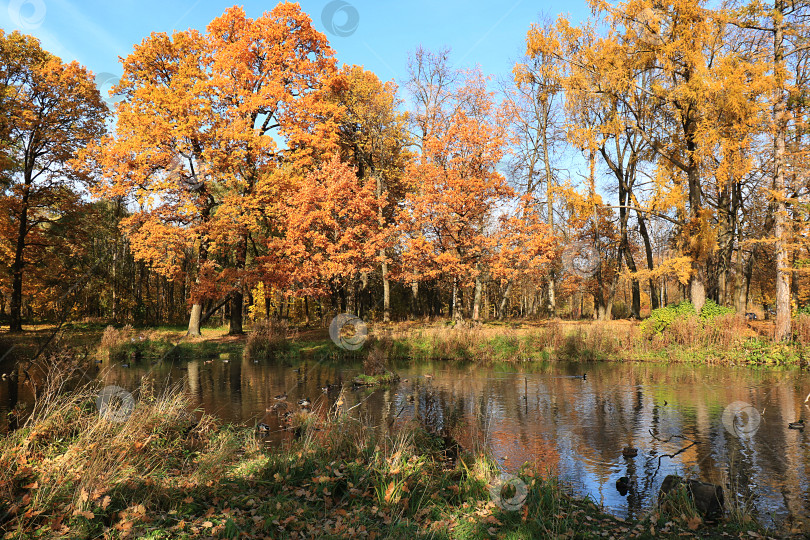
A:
[2,356,808,530]
[422,367,810,529]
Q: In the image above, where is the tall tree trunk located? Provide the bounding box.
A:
[632,200,658,310]
[722,180,742,307]
[9,180,31,333]
[228,233,247,335]
[595,281,607,320]
[188,304,203,336]
[452,278,463,322]
[687,165,706,313]
[773,0,791,341]
[472,269,483,322]
[630,278,641,319]
[542,120,557,317]
[498,280,512,320]
[678,66,707,313]
[187,198,212,337]
[620,192,640,318]
[410,281,419,319]
[734,249,746,313]
[744,253,754,310]
[382,259,391,322]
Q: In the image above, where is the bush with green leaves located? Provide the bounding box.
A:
[699,299,735,320]
[641,301,697,337]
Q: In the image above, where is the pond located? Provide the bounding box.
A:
[2,351,809,530]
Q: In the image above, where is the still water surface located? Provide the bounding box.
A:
[3,353,809,529]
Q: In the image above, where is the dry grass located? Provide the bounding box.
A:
[383,315,807,365]
[387,321,636,362]
[0,365,254,534]
[652,314,750,349]
[97,324,171,362]
[794,314,810,346]
[99,324,135,350]
[243,318,298,361]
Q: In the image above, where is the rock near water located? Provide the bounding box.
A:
[659,474,724,518]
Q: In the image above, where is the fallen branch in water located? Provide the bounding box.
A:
[649,429,699,476]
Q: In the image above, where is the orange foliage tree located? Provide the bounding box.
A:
[489,197,556,319]
[326,65,410,320]
[400,69,553,321]
[527,0,768,314]
[83,4,338,335]
[0,30,107,332]
[265,155,389,313]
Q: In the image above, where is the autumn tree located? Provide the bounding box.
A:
[402,47,462,316]
[266,154,389,316]
[400,69,517,321]
[531,0,768,315]
[0,30,107,332]
[731,0,810,339]
[84,4,338,335]
[504,20,568,316]
[488,196,556,319]
[327,65,410,321]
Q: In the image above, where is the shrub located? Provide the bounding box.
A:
[244,319,296,361]
[641,301,697,337]
[699,299,734,320]
[98,325,171,361]
[99,324,135,351]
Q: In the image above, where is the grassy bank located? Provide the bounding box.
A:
[383,313,810,367]
[0,377,780,539]
[5,309,809,371]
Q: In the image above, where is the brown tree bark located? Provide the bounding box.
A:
[228,233,247,335]
[9,181,30,332]
[472,269,483,321]
[773,0,791,341]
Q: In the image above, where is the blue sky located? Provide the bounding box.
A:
[1,0,600,200]
[0,0,591,95]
